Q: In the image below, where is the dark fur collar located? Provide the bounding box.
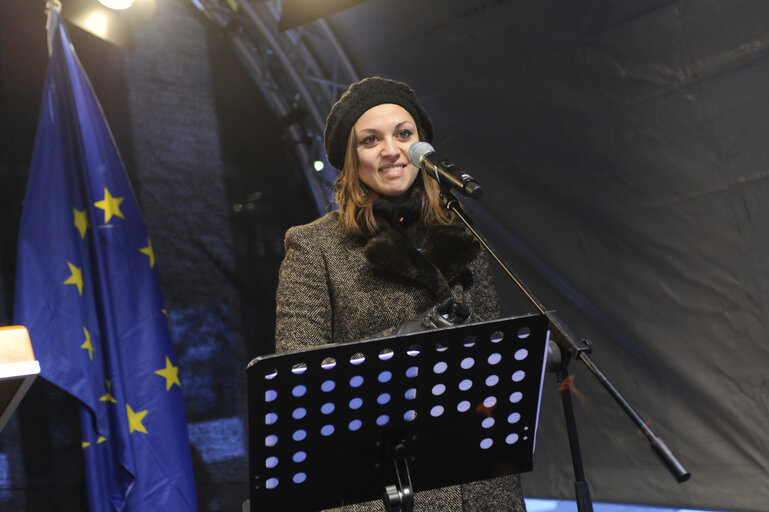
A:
[363,222,480,299]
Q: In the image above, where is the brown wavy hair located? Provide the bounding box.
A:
[333,127,454,237]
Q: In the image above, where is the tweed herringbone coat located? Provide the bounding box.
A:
[274,211,527,512]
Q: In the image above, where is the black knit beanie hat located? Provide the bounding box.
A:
[324,77,434,170]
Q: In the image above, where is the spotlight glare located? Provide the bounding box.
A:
[98,0,134,10]
[313,160,324,172]
[83,12,110,39]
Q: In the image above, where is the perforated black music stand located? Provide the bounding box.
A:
[246,314,549,511]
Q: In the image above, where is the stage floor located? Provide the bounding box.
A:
[526,500,728,512]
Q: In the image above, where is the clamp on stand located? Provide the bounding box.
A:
[382,440,414,512]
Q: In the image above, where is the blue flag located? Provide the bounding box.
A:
[13,11,197,511]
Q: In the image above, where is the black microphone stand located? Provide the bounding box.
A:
[440,190,690,512]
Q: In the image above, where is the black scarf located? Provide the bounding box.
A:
[363,190,481,299]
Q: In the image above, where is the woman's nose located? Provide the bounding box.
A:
[381,137,399,158]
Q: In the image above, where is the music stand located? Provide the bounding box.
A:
[0,326,40,433]
[246,314,549,511]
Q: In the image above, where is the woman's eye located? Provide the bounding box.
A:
[360,135,378,146]
[397,129,414,140]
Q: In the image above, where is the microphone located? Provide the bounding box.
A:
[408,142,484,199]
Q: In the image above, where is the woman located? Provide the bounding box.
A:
[275,77,526,511]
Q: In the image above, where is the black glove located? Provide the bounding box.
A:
[393,297,473,335]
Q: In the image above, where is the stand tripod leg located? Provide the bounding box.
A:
[558,366,594,512]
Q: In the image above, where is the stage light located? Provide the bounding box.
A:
[61,0,156,49]
[313,160,325,172]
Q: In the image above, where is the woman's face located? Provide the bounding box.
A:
[354,103,420,200]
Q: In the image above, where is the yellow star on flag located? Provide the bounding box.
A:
[94,187,125,223]
[80,326,94,360]
[82,436,107,449]
[99,379,118,403]
[155,356,181,391]
[127,404,148,434]
[63,262,84,295]
[139,237,155,268]
[73,208,90,239]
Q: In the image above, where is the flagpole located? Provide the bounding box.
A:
[45,0,62,56]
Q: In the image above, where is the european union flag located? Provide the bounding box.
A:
[13,10,197,511]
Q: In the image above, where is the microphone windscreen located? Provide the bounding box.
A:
[408,141,435,167]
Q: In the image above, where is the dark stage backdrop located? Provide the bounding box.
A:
[325,1,769,510]
[2,0,769,511]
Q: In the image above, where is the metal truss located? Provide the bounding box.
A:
[188,0,360,213]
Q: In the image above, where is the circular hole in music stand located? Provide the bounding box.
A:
[430,405,445,417]
[433,361,448,374]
